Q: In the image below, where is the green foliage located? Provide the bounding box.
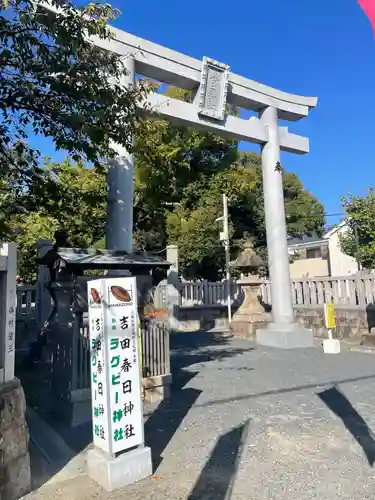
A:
[10,159,107,281]
[133,86,237,253]
[0,0,151,238]
[340,189,375,269]
[7,83,325,281]
[164,151,325,278]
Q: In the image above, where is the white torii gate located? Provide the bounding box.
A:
[39,4,317,349]
[100,27,317,349]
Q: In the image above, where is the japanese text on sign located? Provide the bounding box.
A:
[87,277,144,454]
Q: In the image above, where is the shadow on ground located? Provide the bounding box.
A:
[170,330,254,391]
[318,386,375,466]
[145,387,202,469]
[188,419,250,500]
[17,356,92,491]
[145,330,253,470]
[18,329,254,487]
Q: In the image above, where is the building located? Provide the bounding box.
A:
[323,222,360,276]
[287,222,358,279]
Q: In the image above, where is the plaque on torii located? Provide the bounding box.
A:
[198,57,229,122]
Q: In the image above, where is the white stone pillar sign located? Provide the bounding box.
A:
[0,243,17,383]
[86,276,152,491]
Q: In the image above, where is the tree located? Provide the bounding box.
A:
[340,189,375,270]
[0,0,151,237]
[10,158,107,281]
[133,87,237,252]
[9,81,325,281]
[166,151,325,278]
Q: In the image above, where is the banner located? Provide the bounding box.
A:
[358,0,375,34]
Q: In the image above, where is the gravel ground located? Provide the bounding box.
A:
[23,332,375,500]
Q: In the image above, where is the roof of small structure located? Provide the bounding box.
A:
[230,240,265,269]
[57,248,170,270]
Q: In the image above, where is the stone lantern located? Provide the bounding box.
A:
[230,239,271,339]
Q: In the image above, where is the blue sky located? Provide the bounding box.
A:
[38,0,374,222]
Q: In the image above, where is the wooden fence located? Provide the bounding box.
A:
[259,275,375,309]
[20,275,375,317]
[141,319,170,377]
[163,276,375,310]
[179,280,241,306]
[50,312,170,400]
[16,285,170,397]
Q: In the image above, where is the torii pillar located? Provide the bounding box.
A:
[106,57,135,253]
[256,106,313,349]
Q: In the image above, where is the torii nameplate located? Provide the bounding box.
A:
[198,57,229,122]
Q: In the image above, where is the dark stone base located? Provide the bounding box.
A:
[52,390,91,428]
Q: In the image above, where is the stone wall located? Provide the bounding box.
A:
[173,305,230,332]
[294,306,372,340]
[172,304,374,341]
[0,379,30,500]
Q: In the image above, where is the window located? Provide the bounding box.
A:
[306,248,322,259]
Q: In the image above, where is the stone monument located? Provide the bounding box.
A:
[230,240,271,339]
[0,243,31,500]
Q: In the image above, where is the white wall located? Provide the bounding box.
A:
[289,257,329,279]
[328,226,358,276]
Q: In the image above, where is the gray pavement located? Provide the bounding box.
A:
[23,332,375,500]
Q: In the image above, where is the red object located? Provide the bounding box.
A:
[359,0,375,34]
[90,288,101,305]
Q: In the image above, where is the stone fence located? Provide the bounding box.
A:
[154,275,375,338]
[260,275,375,340]
[18,273,375,339]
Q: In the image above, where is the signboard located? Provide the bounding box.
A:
[87,277,144,455]
[324,303,336,330]
[0,242,17,383]
[198,56,229,121]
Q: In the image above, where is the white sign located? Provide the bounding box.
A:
[198,56,229,121]
[87,277,144,454]
[0,242,17,383]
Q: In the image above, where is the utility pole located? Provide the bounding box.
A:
[353,222,361,272]
[216,194,231,323]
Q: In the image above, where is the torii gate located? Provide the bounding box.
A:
[40,4,317,349]
[100,27,317,349]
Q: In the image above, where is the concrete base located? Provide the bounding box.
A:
[143,374,172,404]
[323,338,341,354]
[86,446,152,491]
[361,334,375,347]
[256,322,314,349]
